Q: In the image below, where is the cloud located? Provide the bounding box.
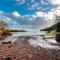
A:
[15,0,49,11]
[28,0,48,10]
[0,16,19,27]
[15,0,60,12]
[0,11,20,28]
[35,11,54,22]
[47,0,60,6]
[12,11,21,18]
[35,11,53,28]
[34,7,60,28]
[0,8,60,30]
[0,10,56,30]
[28,3,39,10]
[10,10,60,29]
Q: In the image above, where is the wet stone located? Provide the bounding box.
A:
[8,45,12,48]
[56,59,60,60]
[4,57,13,60]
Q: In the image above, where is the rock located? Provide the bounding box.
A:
[4,57,13,60]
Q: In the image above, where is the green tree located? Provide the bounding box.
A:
[54,15,60,42]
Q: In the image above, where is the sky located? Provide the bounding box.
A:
[0,0,60,30]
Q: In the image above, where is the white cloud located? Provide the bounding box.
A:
[27,0,48,10]
[28,3,39,10]
[12,11,21,17]
[35,11,54,22]
[0,11,20,28]
[0,16,18,25]
[35,11,53,28]
[0,7,60,30]
[35,6,60,28]
[11,10,57,29]
[36,12,47,17]
[36,8,60,21]
[35,10,57,27]
[47,0,60,6]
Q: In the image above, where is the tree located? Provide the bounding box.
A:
[0,20,8,29]
[40,14,60,42]
[0,20,12,37]
[54,15,60,42]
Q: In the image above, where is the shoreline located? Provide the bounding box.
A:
[0,35,60,60]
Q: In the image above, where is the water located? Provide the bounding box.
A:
[2,31,46,43]
[28,36,60,49]
[4,36,17,43]
[11,31,46,36]
[4,31,60,49]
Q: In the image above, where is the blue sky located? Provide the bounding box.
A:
[0,0,60,30]
[0,0,55,15]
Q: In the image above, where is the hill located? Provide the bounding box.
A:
[40,22,60,31]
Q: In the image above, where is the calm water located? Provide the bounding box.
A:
[11,31,46,36]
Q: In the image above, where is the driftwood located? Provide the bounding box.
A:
[2,41,11,44]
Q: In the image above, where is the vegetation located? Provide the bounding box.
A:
[9,29,27,32]
[0,20,12,38]
[0,20,8,29]
[40,15,60,32]
[40,15,60,42]
[40,22,59,31]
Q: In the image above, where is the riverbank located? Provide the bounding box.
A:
[0,36,60,60]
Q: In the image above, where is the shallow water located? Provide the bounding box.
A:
[3,31,60,49]
[28,36,60,49]
[4,36,18,43]
[11,31,46,36]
